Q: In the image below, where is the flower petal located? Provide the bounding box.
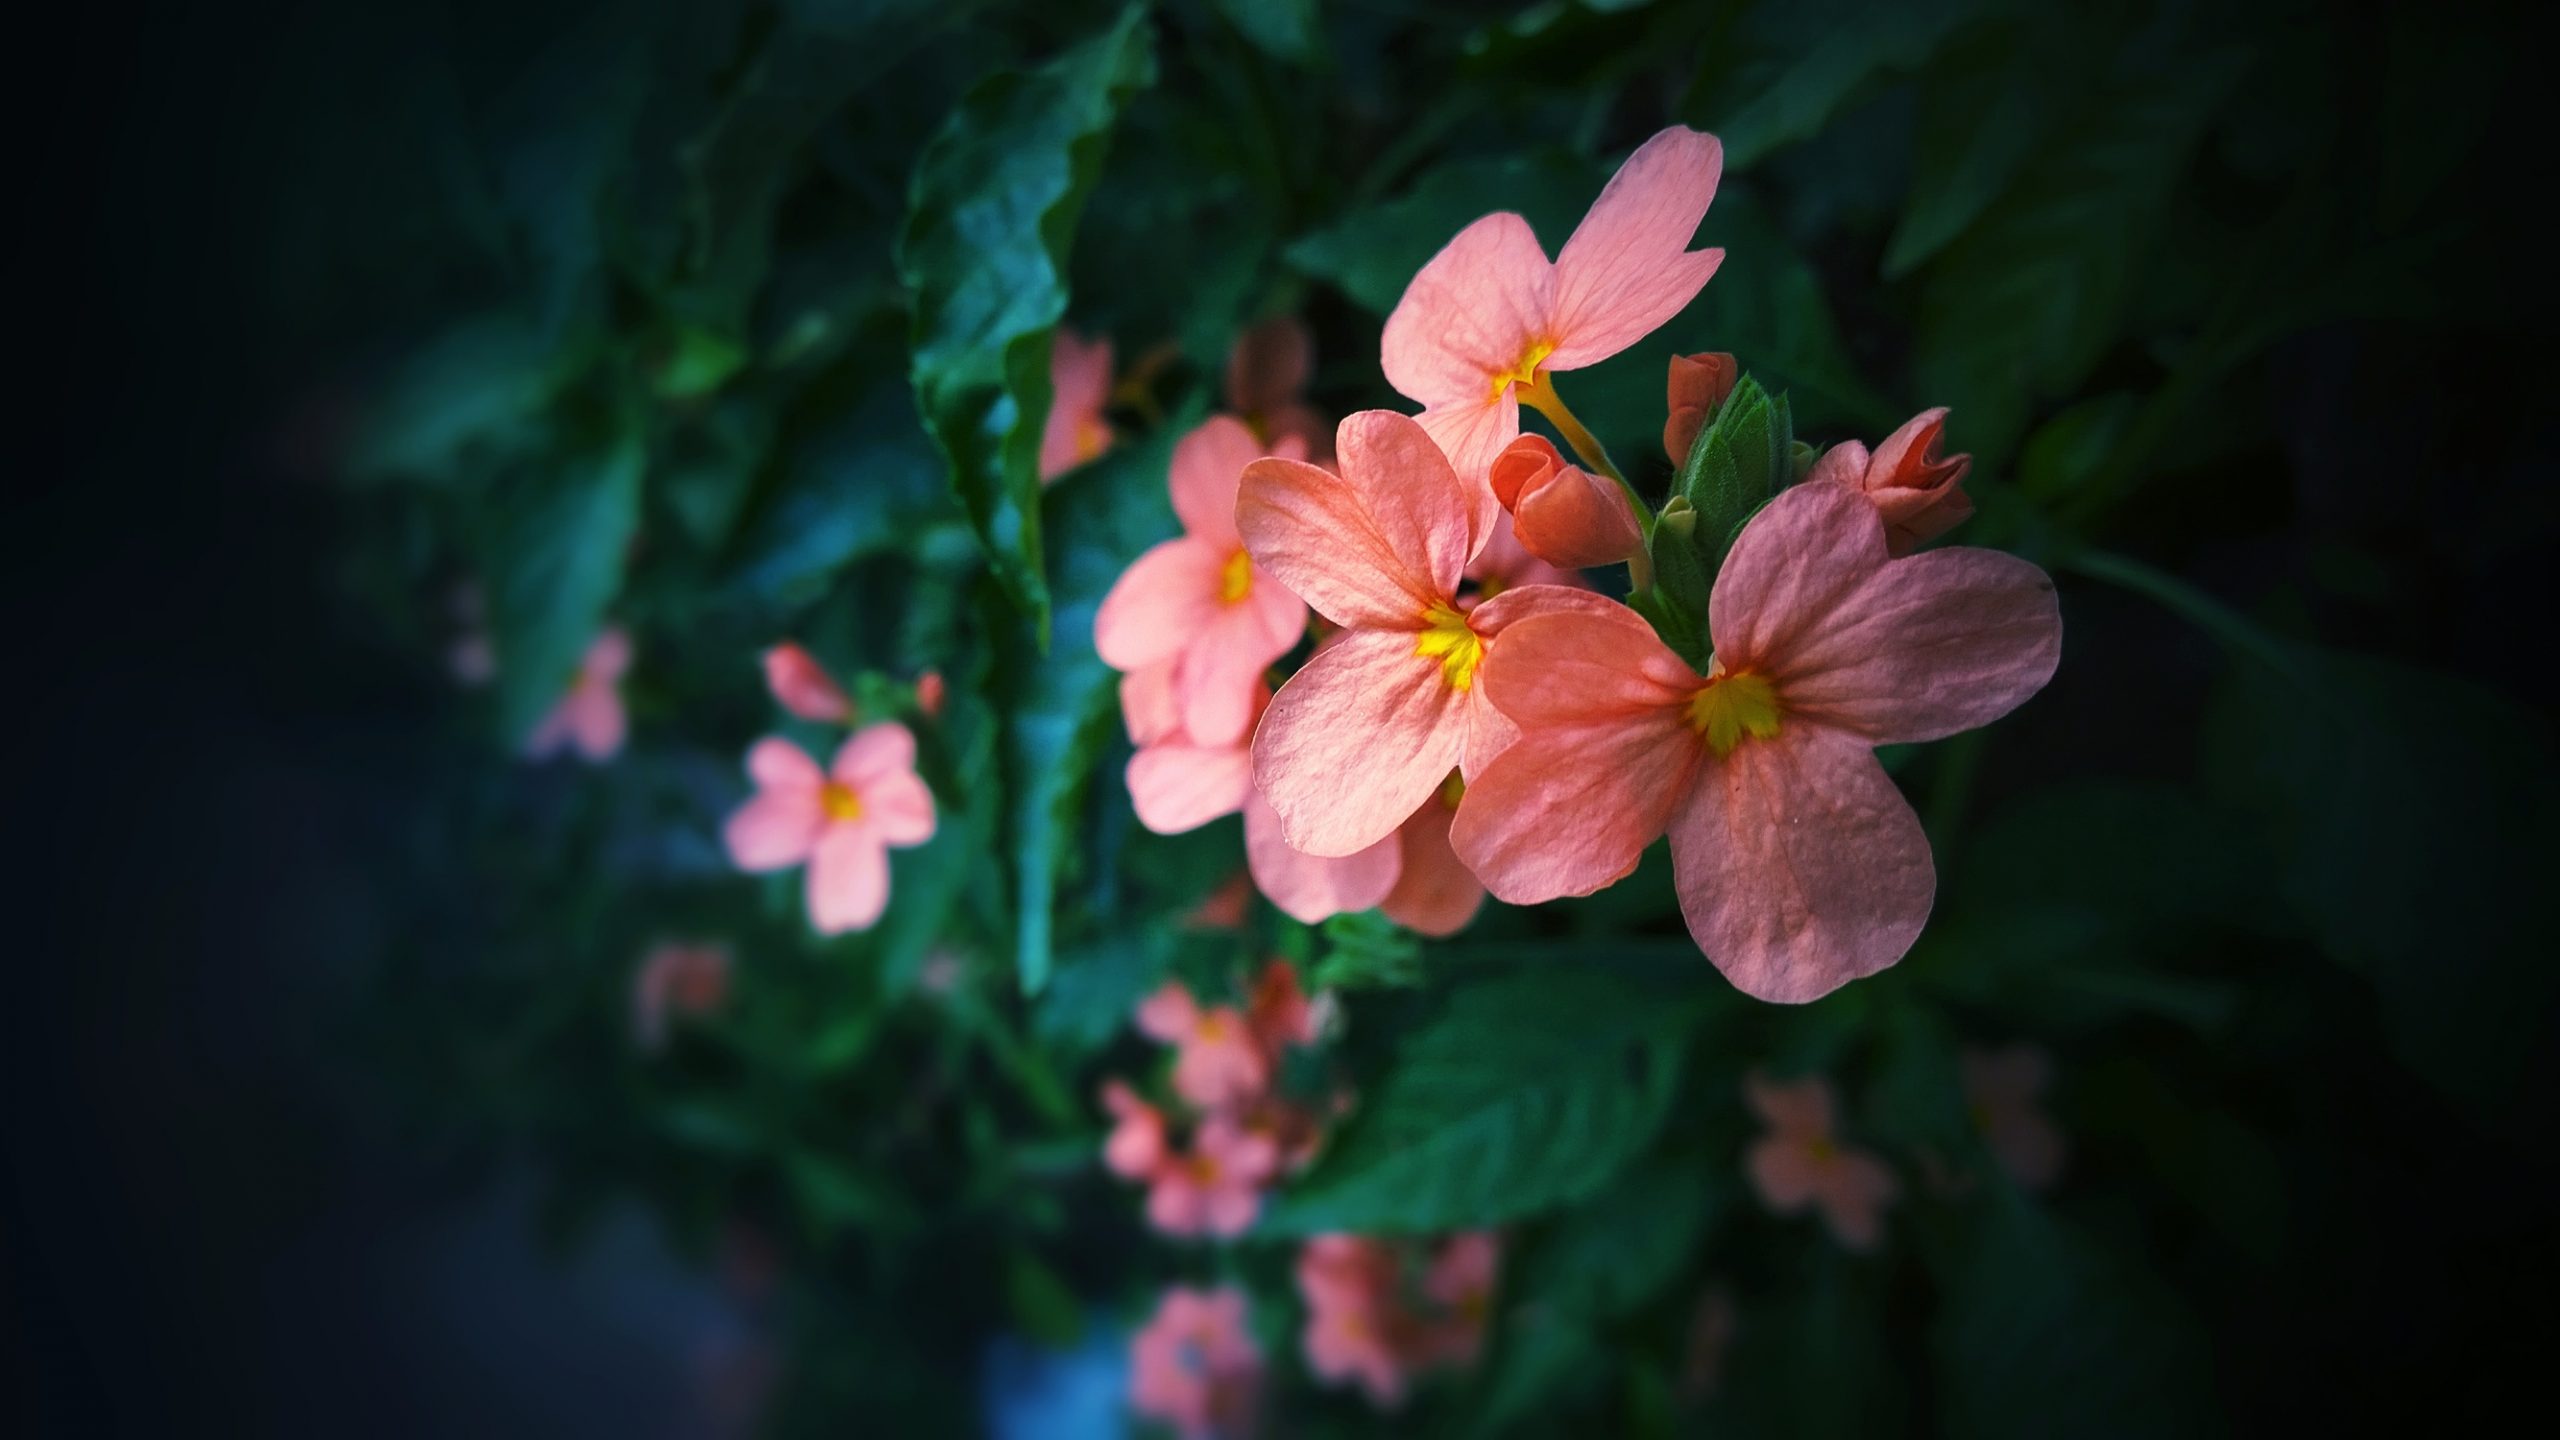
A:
[1245,789,1401,923]
[1474,596,1700,730]
[1136,982,1199,1042]
[1711,483,2061,744]
[1744,1071,1835,1137]
[1381,211,1554,408]
[805,827,891,934]
[724,791,822,871]
[1381,797,1486,937]
[1095,538,1227,672]
[566,685,626,760]
[1121,662,1182,747]
[1670,725,1934,1004]
[1448,708,1696,905]
[1237,411,1484,629]
[859,768,936,847]
[762,642,852,723]
[1746,1138,1824,1212]
[1548,127,1726,370]
[1169,414,1264,549]
[748,736,823,790]
[585,626,634,679]
[1415,393,1523,496]
[1252,628,1471,857]
[1128,742,1253,835]
[831,722,917,785]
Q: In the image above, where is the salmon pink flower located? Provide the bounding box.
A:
[1146,1115,1280,1238]
[1808,407,1975,555]
[525,627,631,762]
[1238,409,1619,857]
[1226,314,1328,456]
[1488,433,1644,570]
[1418,1231,1500,1368]
[1038,327,1115,483]
[1296,1236,1418,1407]
[1380,776,1487,938]
[1962,1044,2065,1190]
[632,941,732,1050]
[1452,481,2060,1002]
[761,642,851,723]
[1383,126,1724,483]
[1138,981,1269,1111]
[1468,510,1584,597]
[1100,1079,1169,1180]
[721,724,937,936]
[1743,1072,1899,1251]
[1097,416,1311,745]
[1246,791,1403,923]
[1129,1285,1262,1440]
[1663,351,1738,462]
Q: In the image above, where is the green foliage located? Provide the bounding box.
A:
[1635,372,1791,662]
[485,412,645,740]
[899,4,1157,637]
[1264,972,1692,1234]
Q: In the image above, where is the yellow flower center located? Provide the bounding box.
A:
[1218,548,1254,604]
[1686,671,1782,758]
[1488,338,1556,402]
[1414,603,1485,691]
[819,781,864,822]
[1074,415,1111,464]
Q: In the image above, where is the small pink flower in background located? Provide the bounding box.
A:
[915,669,946,718]
[1488,433,1644,570]
[1418,1231,1501,1368]
[1129,1285,1262,1440]
[1138,981,1269,1111]
[1097,415,1312,746]
[1226,314,1329,457]
[722,724,937,935]
[1039,328,1116,483]
[1743,1072,1900,1251]
[1677,1285,1738,1403]
[1383,126,1725,483]
[1663,351,1739,462]
[1100,1079,1169,1180]
[1296,1236,1417,1408]
[1184,872,1252,930]
[1453,481,2061,1002]
[760,642,851,723]
[1380,778,1487,938]
[1962,1044,2066,1190]
[525,627,633,762]
[632,941,732,1050]
[1808,407,1975,556]
[1246,960,1315,1056]
[1146,1115,1280,1238]
[1121,662,1262,837]
[1237,409,1619,858]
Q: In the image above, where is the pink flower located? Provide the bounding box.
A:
[1039,327,1115,483]
[1296,1237,1417,1408]
[721,724,938,935]
[1380,777,1487,938]
[1962,1045,2066,1190]
[632,941,732,1050]
[1488,433,1643,570]
[524,627,632,762]
[1129,1285,1262,1440]
[915,669,946,718]
[1246,789,1404,923]
[1468,510,1585,597]
[1138,982,1269,1111]
[1146,1115,1280,1238]
[1807,407,1975,555]
[1383,126,1724,483]
[1226,314,1328,457]
[1663,351,1738,463]
[761,642,852,723]
[1418,1231,1500,1368]
[1237,409,1619,858]
[1100,1079,1169,1179]
[1743,1072,1899,1251]
[1452,481,2061,1002]
[1097,416,1312,746]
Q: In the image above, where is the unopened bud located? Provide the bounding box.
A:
[1658,494,1699,540]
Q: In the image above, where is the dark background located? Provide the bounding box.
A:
[11,1,2558,1435]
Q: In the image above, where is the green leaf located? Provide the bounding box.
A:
[347,314,559,486]
[1004,1250,1085,1348]
[1263,971,1691,1233]
[998,413,1185,993]
[1285,149,1609,314]
[1882,18,2071,277]
[1675,374,1786,558]
[1312,910,1424,991]
[1521,1158,1717,1321]
[486,417,645,743]
[1658,191,1896,435]
[1213,0,1318,62]
[899,5,1157,638]
[1703,0,1974,170]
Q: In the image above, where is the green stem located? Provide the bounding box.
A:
[1517,373,1654,591]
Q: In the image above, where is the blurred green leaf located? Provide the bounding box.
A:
[486,416,645,742]
[1286,149,1607,314]
[1312,910,1424,990]
[348,313,559,485]
[899,4,1157,638]
[1213,0,1318,62]
[1703,0,1973,169]
[1263,971,1690,1233]
[1881,15,2080,276]
[1521,1157,1716,1320]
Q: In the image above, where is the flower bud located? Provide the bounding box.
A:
[1488,434,1645,570]
[763,642,853,722]
[1657,494,1699,540]
[1663,351,1740,463]
[1807,408,1974,556]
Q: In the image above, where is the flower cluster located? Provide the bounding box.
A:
[1093,123,2062,1001]
[1295,1231,1500,1407]
[1128,1285,1262,1440]
[1098,960,1329,1239]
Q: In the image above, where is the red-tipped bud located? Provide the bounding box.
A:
[1663,352,1740,463]
[762,642,853,723]
[1807,407,1975,556]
